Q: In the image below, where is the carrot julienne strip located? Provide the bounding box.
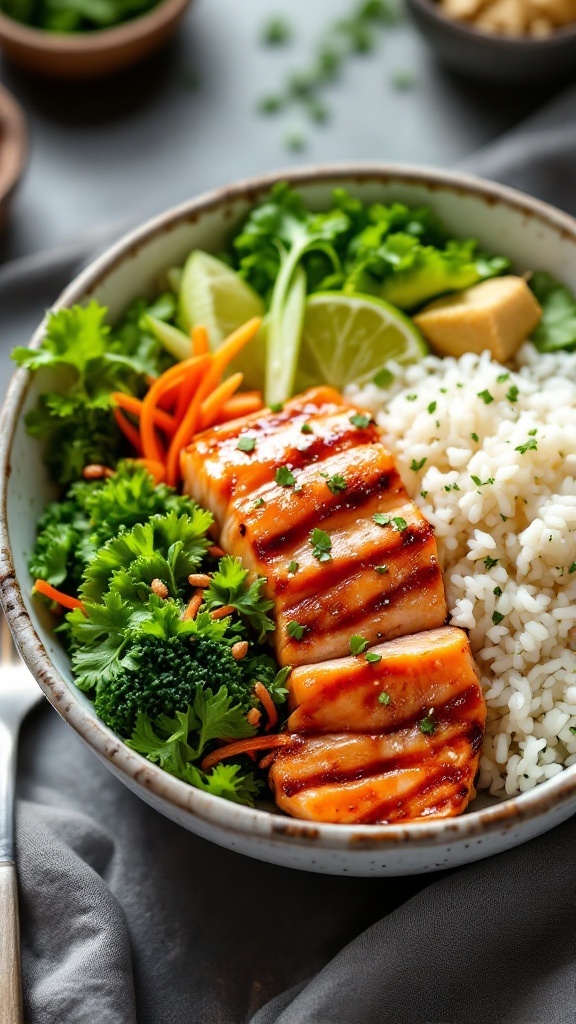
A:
[113,408,143,454]
[201,733,295,772]
[140,354,211,462]
[199,372,243,431]
[192,324,209,356]
[216,393,263,422]
[166,318,261,486]
[253,681,278,732]
[34,579,86,614]
[111,392,176,436]
[174,356,211,425]
[133,459,166,484]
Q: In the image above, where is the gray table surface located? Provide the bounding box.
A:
[0,0,564,265]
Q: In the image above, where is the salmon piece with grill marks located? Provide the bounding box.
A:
[182,388,447,666]
[181,386,380,530]
[268,626,485,824]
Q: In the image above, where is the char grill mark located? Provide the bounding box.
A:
[253,470,404,561]
[285,558,441,638]
[277,707,481,798]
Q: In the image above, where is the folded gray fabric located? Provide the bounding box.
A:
[5,82,576,1024]
[460,85,576,217]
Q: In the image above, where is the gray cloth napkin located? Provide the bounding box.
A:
[4,84,576,1024]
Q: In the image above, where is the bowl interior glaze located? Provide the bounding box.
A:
[2,165,576,876]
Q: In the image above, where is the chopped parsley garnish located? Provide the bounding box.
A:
[471,432,479,443]
[420,490,428,499]
[484,556,499,570]
[253,498,265,508]
[419,713,436,735]
[310,527,332,562]
[570,726,576,737]
[373,512,391,527]
[378,690,391,705]
[569,563,576,574]
[528,428,538,436]
[287,620,305,640]
[375,564,389,574]
[471,475,495,487]
[237,436,257,452]
[275,465,296,487]
[270,402,284,412]
[492,610,505,625]
[365,651,382,664]
[410,457,427,472]
[373,368,394,388]
[392,516,408,532]
[493,586,502,596]
[477,389,494,404]
[515,439,538,455]
[301,423,313,434]
[350,635,369,655]
[427,401,437,415]
[288,560,299,574]
[326,473,347,494]
[506,385,519,403]
[500,514,508,522]
[261,16,292,45]
[350,413,372,429]
[496,373,510,383]
[406,393,417,402]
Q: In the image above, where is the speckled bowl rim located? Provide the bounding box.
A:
[0,0,190,55]
[408,0,576,47]
[2,162,576,855]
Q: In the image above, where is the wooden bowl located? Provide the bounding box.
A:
[0,0,191,79]
[0,84,27,228]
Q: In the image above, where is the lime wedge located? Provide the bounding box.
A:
[178,250,267,389]
[294,292,427,393]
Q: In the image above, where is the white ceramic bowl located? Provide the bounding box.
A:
[2,164,576,876]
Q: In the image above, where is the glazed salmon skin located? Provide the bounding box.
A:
[268,626,486,824]
[183,388,447,665]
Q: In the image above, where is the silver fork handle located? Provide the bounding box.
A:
[0,861,23,1024]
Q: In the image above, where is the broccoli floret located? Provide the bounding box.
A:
[94,634,278,738]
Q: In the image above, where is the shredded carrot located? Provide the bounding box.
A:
[210,604,235,620]
[113,408,143,454]
[192,324,209,356]
[111,393,176,436]
[253,681,278,732]
[140,354,211,462]
[173,356,212,425]
[133,458,166,484]
[208,545,225,558]
[201,733,295,772]
[165,318,262,486]
[34,579,86,614]
[199,372,244,431]
[212,317,262,376]
[182,590,203,620]
[216,393,263,422]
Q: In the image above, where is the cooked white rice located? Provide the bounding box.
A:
[347,343,576,798]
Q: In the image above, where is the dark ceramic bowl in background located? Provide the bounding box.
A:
[406,0,576,84]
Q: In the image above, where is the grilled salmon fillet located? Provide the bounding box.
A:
[182,388,447,665]
[268,626,485,824]
[181,386,380,529]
